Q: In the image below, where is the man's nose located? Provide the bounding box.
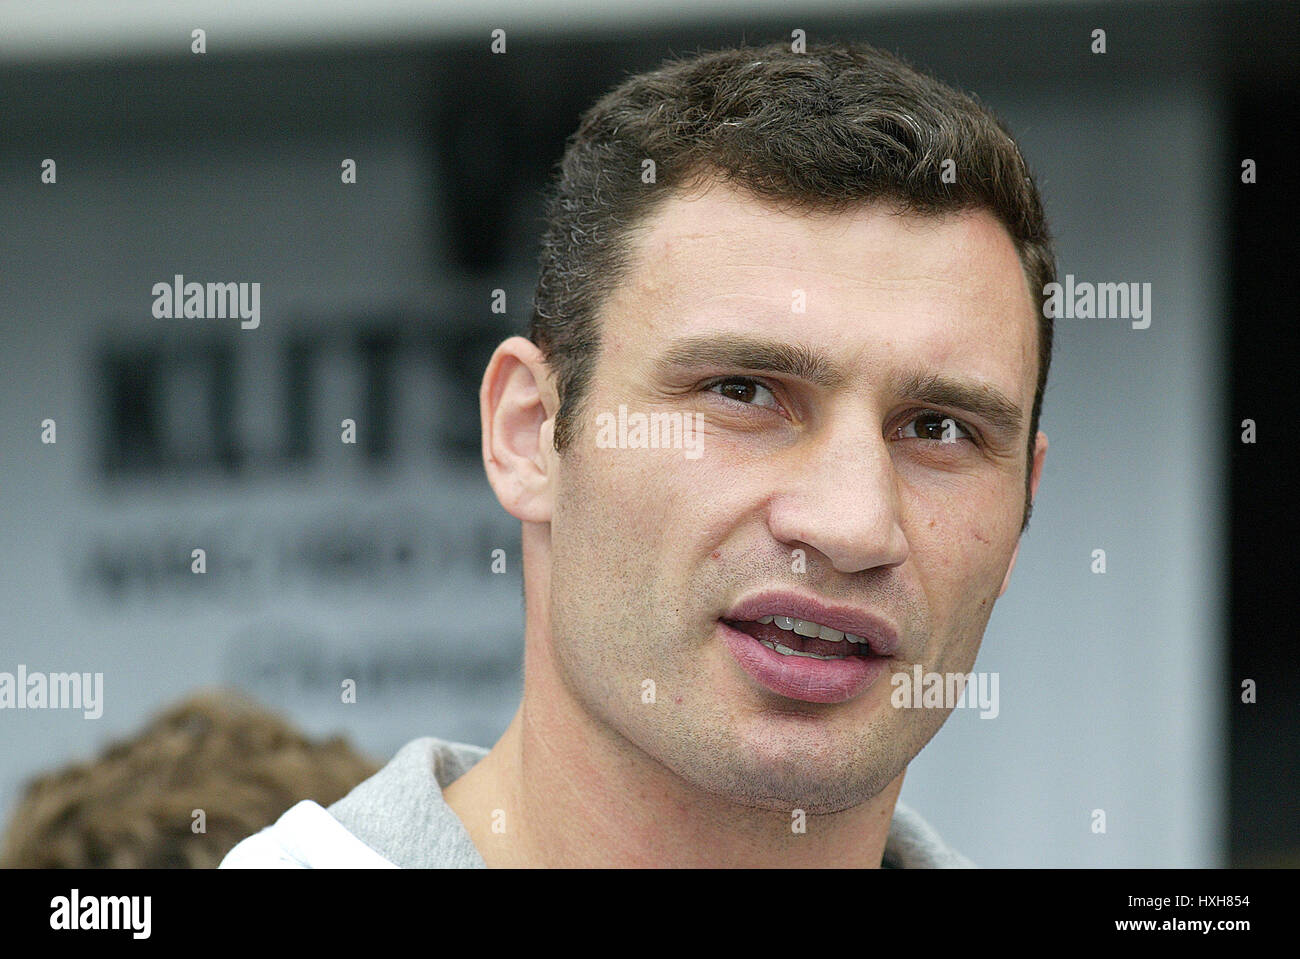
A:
[764,420,909,575]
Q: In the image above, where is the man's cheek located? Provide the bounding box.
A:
[936,560,1005,669]
[921,485,1020,566]
[594,450,704,524]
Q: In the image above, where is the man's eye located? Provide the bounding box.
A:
[897,412,974,443]
[707,377,780,410]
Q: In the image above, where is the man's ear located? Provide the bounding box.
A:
[998,430,1048,597]
[480,336,558,524]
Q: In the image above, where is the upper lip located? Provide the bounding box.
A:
[722,589,901,657]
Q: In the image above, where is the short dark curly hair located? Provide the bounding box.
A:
[528,39,1055,531]
[0,690,379,868]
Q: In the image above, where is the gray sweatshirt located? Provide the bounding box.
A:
[220,736,976,868]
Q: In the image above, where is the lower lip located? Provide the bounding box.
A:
[719,620,891,704]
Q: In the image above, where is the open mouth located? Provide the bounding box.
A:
[722,616,877,661]
[718,594,897,703]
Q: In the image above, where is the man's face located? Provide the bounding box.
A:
[544,180,1044,814]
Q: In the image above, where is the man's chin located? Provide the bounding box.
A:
[667,742,906,816]
[696,768,894,816]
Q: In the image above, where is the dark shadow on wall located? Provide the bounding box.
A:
[1227,62,1300,868]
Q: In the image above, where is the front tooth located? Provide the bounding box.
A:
[844,633,866,644]
[818,625,845,642]
[773,616,795,631]
[757,615,774,624]
[761,639,847,661]
[792,619,821,638]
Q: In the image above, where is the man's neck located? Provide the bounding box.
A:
[442,690,905,868]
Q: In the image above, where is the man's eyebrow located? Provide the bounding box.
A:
[652,334,848,388]
[891,369,1025,438]
[652,333,1025,438]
